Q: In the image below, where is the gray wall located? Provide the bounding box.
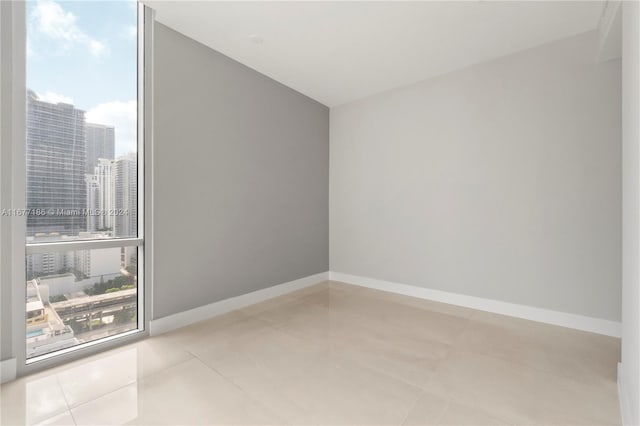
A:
[622,2,640,423]
[153,23,329,319]
[330,31,622,321]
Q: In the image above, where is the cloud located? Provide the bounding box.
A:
[86,101,137,156]
[123,25,138,40]
[127,0,139,14]
[87,39,108,57]
[30,0,109,58]
[36,90,74,105]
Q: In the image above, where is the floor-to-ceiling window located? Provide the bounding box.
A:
[24,0,144,362]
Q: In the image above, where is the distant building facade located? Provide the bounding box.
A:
[26,232,120,281]
[85,123,115,173]
[86,158,115,232]
[26,90,87,236]
[113,153,137,238]
[86,173,101,233]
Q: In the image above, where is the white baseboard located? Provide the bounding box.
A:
[618,362,633,426]
[330,272,621,337]
[149,272,329,336]
[1,358,17,384]
[149,269,620,338]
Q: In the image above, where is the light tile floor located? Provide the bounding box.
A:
[0,281,621,425]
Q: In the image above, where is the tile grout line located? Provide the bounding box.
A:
[60,353,196,416]
[458,340,619,389]
[399,388,449,426]
[184,352,295,425]
[431,316,608,425]
[442,306,620,392]
[32,375,77,426]
[250,285,474,394]
[422,343,612,425]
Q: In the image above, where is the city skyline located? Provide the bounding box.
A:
[25,89,139,357]
[23,0,141,361]
[27,89,138,240]
[25,89,139,359]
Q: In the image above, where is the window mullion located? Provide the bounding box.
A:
[26,237,143,254]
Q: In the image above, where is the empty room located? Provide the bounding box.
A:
[1,0,639,425]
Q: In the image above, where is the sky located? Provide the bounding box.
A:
[27,0,138,157]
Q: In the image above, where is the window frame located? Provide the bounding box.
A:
[5,1,154,375]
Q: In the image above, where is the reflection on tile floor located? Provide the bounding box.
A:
[0,281,622,425]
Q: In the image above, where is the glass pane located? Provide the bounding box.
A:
[26,0,138,241]
[26,247,138,359]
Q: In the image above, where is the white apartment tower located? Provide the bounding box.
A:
[113,154,137,238]
[86,174,100,233]
[85,158,116,232]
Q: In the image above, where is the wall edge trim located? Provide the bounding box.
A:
[0,358,17,384]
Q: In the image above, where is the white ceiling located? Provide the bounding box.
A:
[144,1,606,107]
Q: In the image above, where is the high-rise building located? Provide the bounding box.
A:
[72,245,121,279]
[26,251,67,281]
[85,123,115,174]
[26,231,115,280]
[26,90,87,237]
[86,174,100,233]
[113,153,137,238]
[86,159,114,232]
[96,159,115,231]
